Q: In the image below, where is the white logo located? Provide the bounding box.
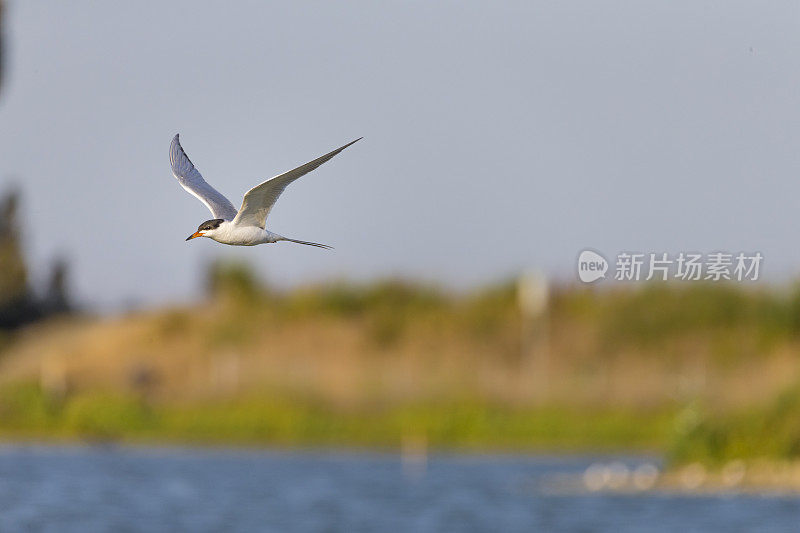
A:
[577,250,608,283]
[576,249,763,282]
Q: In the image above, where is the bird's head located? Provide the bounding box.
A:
[186,218,225,241]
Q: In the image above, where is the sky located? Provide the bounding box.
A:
[1,1,799,309]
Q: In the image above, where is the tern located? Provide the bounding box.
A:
[170,134,361,247]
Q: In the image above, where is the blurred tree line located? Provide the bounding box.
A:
[0,10,72,329]
[0,189,72,329]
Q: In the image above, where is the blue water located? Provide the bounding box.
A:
[0,445,798,532]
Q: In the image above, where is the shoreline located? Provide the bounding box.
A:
[542,458,800,496]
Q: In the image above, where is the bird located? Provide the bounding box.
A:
[170,134,361,248]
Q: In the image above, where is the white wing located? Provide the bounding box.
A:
[232,138,362,228]
[169,134,238,220]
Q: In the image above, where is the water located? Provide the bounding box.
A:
[0,445,798,532]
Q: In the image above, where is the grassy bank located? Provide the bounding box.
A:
[668,385,800,465]
[1,265,800,460]
[0,382,674,451]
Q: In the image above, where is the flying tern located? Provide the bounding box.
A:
[170,134,361,247]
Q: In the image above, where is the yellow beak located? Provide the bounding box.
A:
[186,231,204,241]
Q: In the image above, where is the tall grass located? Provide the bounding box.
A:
[1,262,800,460]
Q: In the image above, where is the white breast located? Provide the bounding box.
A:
[211,222,270,246]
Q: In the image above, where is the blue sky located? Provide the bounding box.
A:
[1,1,799,308]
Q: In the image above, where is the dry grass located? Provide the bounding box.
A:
[3,274,800,457]
[2,277,799,416]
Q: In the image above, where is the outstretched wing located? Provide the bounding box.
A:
[169,134,238,220]
[232,138,361,228]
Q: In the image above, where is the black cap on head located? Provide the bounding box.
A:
[197,219,224,232]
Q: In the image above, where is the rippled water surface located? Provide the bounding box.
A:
[0,445,798,532]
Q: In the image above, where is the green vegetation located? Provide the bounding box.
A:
[0,382,674,451]
[668,386,800,465]
[560,283,800,356]
[0,189,73,330]
[2,263,800,462]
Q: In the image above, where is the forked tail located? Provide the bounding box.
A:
[281,237,333,250]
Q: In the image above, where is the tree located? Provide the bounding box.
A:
[0,189,38,327]
[0,13,71,327]
[44,258,71,314]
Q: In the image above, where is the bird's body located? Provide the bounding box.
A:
[169,134,360,248]
[204,221,281,246]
